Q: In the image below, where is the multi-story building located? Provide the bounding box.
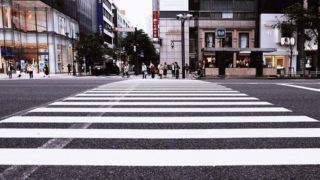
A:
[112,3,131,49]
[0,0,79,74]
[97,0,114,48]
[158,0,311,77]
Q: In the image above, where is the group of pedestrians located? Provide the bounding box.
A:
[141,62,183,79]
[5,62,50,79]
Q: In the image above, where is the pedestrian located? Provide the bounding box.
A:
[163,62,168,78]
[141,62,147,79]
[149,63,156,79]
[171,63,175,78]
[27,63,34,79]
[7,63,13,79]
[175,62,180,79]
[185,63,189,77]
[67,64,71,75]
[16,63,22,78]
[43,64,49,78]
[158,64,164,79]
[123,63,130,78]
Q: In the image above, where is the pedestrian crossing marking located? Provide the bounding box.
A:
[1,116,316,124]
[50,101,272,106]
[3,128,320,139]
[1,148,320,166]
[76,93,248,97]
[29,107,291,113]
[64,97,260,101]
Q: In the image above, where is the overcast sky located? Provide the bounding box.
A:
[114,0,152,35]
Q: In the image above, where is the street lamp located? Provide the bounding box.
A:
[176,13,192,79]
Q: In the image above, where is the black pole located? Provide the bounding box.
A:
[181,19,185,79]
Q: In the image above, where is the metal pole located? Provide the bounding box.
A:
[181,19,185,79]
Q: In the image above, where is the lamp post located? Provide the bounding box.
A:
[176,13,192,79]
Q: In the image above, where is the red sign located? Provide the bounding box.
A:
[153,11,159,38]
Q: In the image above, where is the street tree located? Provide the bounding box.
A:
[282,2,320,72]
[122,29,159,71]
[76,33,109,71]
[273,19,296,76]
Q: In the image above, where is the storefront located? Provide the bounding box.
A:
[0,0,79,74]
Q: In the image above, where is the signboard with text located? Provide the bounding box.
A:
[153,11,159,38]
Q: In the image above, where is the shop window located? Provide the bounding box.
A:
[205,32,215,48]
[239,33,249,48]
[222,32,232,47]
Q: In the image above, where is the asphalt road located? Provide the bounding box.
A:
[0,78,122,119]
[0,78,319,179]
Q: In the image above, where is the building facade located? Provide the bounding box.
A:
[112,3,131,49]
[97,0,114,48]
[0,0,79,74]
[158,0,310,77]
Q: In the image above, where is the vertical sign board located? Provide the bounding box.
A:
[153,11,159,38]
[96,0,104,35]
[152,0,159,39]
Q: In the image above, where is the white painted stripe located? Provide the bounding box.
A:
[65,97,259,101]
[2,116,317,124]
[50,101,272,106]
[0,128,320,139]
[1,148,320,166]
[280,84,320,92]
[30,107,291,113]
[76,93,248,97]
[88,90,238,93]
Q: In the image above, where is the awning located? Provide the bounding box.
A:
[204,48,277,53]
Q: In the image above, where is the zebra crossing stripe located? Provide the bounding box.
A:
[50,101,272,106]
[2,128,320,139]
[0,148,320,166]
[76,93,248,97]
[87,90,238,93]
[29,107,291,113]
[64,97,259,101]
[1,116,317,124]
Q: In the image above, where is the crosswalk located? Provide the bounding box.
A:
[0,79,320,176]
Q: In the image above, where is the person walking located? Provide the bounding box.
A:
[67,64,71,75]
[185,63,190,78]
[123,63,130,78]
[141,62,147,79]
[7,63,13,79]
[163,62,168,78]
[43,64,49,78]
[150,63,156,79]
[27,63,34,79]
[159,64,164,79]
[16,63,22,78]
[175,62,180,79]
[171,63,175,78]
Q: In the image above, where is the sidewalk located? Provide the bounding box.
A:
[0,72,117,80]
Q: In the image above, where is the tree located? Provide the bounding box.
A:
[282,2,320,73]
[273,19,296,76]
[76,33,108,72]
[122,29,159,73]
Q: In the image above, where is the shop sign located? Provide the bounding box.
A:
[216,28,226,39]
[153,11,159,38]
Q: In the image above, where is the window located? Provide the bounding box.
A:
[205,32,215,48]
[58,16,65,35]
[239,33,249,48]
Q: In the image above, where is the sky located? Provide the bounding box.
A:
[114,0,152,36]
